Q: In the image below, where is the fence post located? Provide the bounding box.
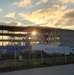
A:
[41,50,43,63]
[64,50,67,63]
[14,50,16,67]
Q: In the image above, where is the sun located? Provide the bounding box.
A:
[32,31,36,36]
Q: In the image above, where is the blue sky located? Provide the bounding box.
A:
[0,0,74,30]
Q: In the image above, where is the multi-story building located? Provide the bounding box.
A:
[0,25,74,55]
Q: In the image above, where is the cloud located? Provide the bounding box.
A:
[0,9,3,12]
[12,0,31,7]
[18,8,54,24]
[63,9,74,18]
[0,21,23,26]
[4,12,16,19]
[17,4,74,30]
[35,0,50,6]
[54,9,74,27]
[59,0,74,4]
[42,0,49,3]
[12,0,50,7]
[18,5,67,25]
[61,25,74,30]
[18,4,74,30]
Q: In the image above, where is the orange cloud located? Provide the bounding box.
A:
[18,5,67,25]
[18,5,74,30]
[4,12,16,19]
[59,0,74,4]
[35,0,49,6]
[0,21,23,26]
[12,0,31,7]
[54,9,74,28]
[0,9,3,12]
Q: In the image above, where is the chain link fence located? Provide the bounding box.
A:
[0,50,74,72]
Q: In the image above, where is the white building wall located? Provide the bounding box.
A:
[32,44,71,55]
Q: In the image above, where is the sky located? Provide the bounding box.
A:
[0,0,74,30]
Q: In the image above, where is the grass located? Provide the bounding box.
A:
[0,55,74,73]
